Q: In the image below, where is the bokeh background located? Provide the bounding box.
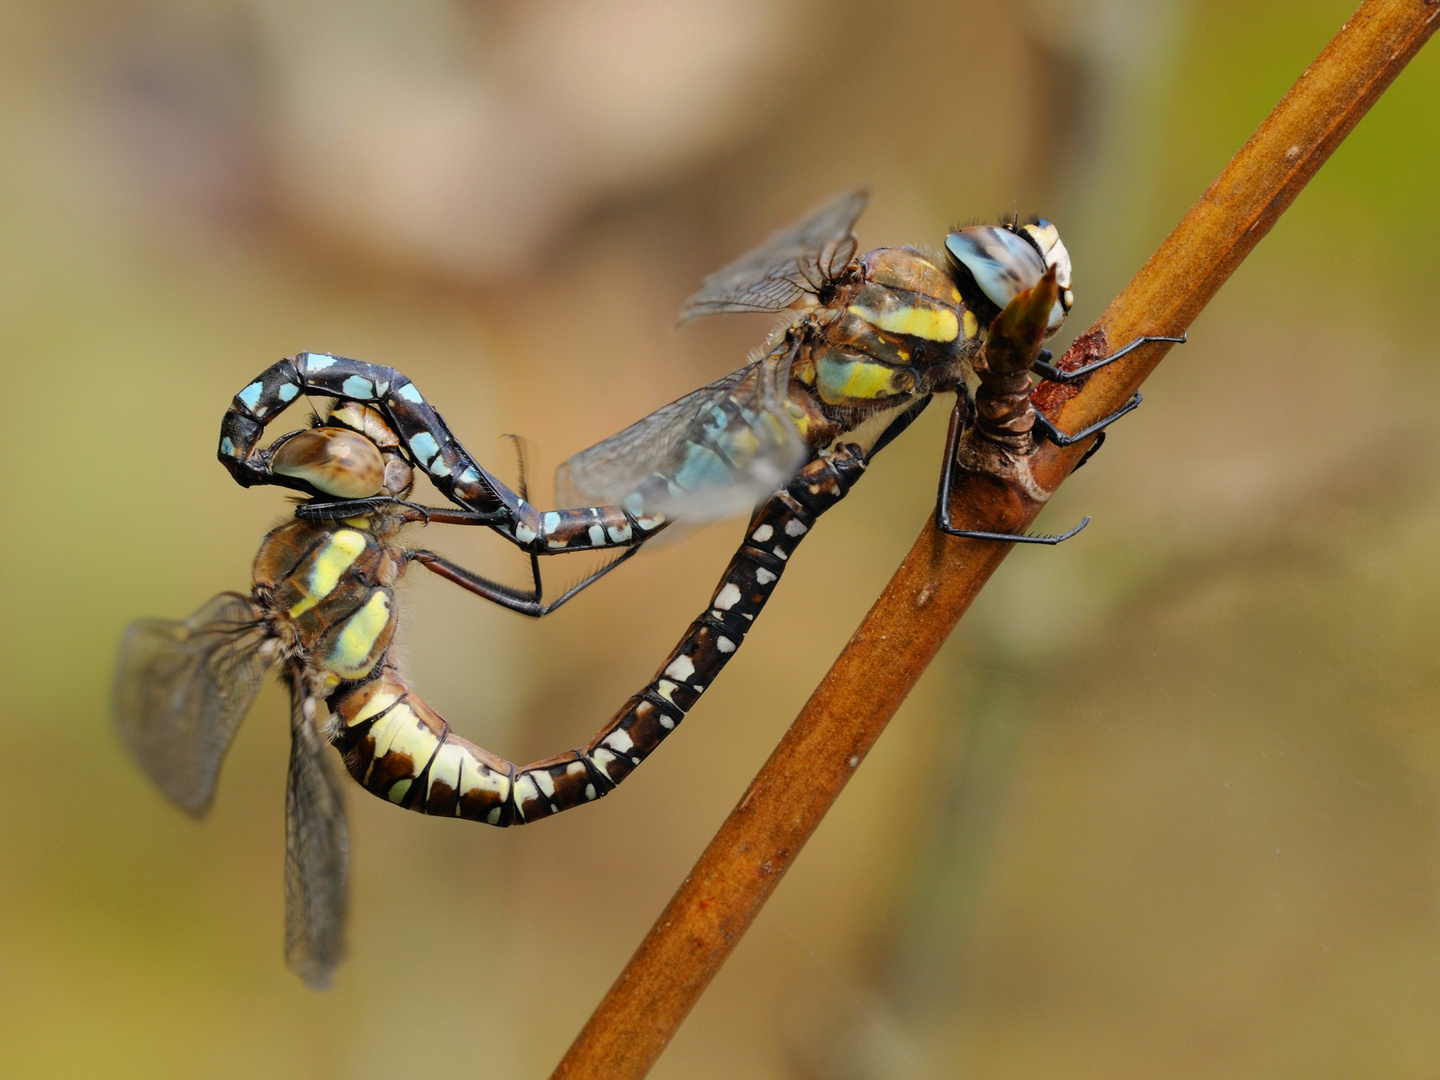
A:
[4,0,1440,1076]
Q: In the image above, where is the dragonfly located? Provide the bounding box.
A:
[116,380,885,987]
[118,190,1176,986]
[297,188,1181,555]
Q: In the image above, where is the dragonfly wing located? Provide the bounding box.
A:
[678,187,868,322]
[284,681,349,990]
[556,338,808,526]
[113,592,275,817]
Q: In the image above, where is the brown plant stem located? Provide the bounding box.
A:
[551,3,1439,1077]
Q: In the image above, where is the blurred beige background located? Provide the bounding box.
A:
[4,1,1440,1077]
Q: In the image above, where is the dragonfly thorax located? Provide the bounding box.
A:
[792,246,980,422]
[253,518,407,691]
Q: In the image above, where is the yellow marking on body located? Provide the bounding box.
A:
[819,356,904,403]
[962,310,979,339]
[348,688,401,727]
[343,516,371,528]
[427,742,465,796]
[467,768,510,799]
[327,591,392,678]
[366,702,415,762]
[385,713,442,772]
[848,302,959,342]
[288,530,368,617]
[511,774,542,807]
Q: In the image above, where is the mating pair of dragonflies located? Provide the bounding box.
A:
[114,189,1179,986]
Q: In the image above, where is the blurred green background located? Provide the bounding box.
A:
[4,1,1440,1076]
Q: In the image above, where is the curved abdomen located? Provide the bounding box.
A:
[325,447,869,827]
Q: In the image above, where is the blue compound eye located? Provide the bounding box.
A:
[271,427,386,499]
[945,226,1048,311]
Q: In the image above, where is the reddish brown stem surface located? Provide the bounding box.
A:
[551,3,1439,1077]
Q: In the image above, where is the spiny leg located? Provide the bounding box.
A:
[1031,333,1186,383]
[1031,392,1143,447]
[934,398,1091,545]
[407,543,644,618]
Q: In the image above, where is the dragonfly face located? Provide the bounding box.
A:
[944,219,1073,335]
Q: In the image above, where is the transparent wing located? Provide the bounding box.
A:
[556,337,808,526]
[678,187,868,322]
[113,593,275,817]
[284,681,349,990]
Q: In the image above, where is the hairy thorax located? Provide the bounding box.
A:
[251,517,407,690]
[788,247,982,442]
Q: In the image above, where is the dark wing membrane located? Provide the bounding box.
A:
[555,337,807,525]
[284,680,349,990]
[113,593,275,817]
[678,187,868,322]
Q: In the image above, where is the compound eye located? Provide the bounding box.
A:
[271,427,385,499]
[382,458,414,497]
[945,226,1047,312]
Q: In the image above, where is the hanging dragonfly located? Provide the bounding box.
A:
[118,373,895,986]
[295,187,1181,553]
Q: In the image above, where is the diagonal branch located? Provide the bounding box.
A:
[551,3,1440,1077]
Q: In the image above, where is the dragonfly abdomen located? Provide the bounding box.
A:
[324,446,869,828]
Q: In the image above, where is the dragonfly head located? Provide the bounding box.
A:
[944,218,1073,337]
[270,402,415,499]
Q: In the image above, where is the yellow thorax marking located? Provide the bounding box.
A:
[327,591,391,678]
[289,529,368,617]
[962,310,979,339]
[848,301,959,342]
[817,355,906,404]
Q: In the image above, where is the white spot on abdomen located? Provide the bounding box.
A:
[664,655,696,681]
[713,583,742,610]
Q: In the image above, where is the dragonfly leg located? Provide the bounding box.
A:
[1031,333,1186,383]
[934,398,1091,545]
[296,497,512,527]
[407,543,642,617]
[1032,392,1142,447]
[865,395,933,461]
